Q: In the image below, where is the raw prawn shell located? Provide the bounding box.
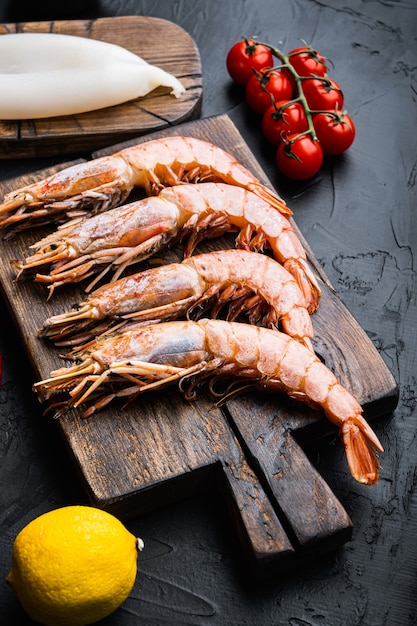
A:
[11,194,183,292]
[33,319,384,485]
[0,33,185,120]
[11,183,319,310]
[0,136,290,235]
[38,249,314,349]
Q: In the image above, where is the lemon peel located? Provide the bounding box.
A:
[6,505,143,626]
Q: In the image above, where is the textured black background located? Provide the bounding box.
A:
[0,1,416,624]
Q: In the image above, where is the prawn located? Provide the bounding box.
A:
[33,318,384,486]
[0,135,290,231]
[39,249,314,350]
[11,183,320,310]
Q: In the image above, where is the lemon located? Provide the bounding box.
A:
[6,505,143,626]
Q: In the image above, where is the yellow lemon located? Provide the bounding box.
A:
[6,505,143,626]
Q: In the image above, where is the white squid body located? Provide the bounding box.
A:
[0,33,186,120]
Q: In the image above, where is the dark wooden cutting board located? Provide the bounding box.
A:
[0,115,398,577]
[0,16,202,158]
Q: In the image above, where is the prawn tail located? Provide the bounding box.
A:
[283,258,321,313]
[246,182,293,218]
[340,414,384,486]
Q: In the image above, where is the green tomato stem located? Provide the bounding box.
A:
[255,40,318,143]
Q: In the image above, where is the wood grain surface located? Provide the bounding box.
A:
[0,16,202,158]
[0,114,398,576]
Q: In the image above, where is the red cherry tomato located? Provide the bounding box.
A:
[302,77,344,111]
[313,111,356,155]
[276,134,323,180]
[262,100,308,145]
[288,46,327,77]
[245,69,293,115]
[226,39,274,85]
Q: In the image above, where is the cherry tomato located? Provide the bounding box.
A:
[288,46,327,77]
[245,69,293,115]
[302,77,344,111]
[226,39,274,85]
[313,111,356,155]
[262,100,308,145]
[276,134,323,180]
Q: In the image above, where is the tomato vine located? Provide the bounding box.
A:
[226,38,356,180]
